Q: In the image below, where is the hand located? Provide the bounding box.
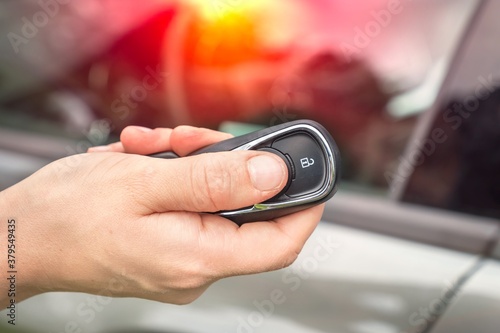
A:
[0,126,324,306]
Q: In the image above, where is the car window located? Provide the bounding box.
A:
[0,0,479,196]
[401,1,500,220]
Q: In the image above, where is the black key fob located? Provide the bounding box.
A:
[151,120,341,224]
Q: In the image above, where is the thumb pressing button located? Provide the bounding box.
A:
[248,154,288,192]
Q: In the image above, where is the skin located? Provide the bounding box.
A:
[0,126,324,307]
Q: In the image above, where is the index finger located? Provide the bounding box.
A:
[121,127,174,155]
[120,126,233,156]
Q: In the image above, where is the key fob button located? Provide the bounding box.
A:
[272,133,326,198]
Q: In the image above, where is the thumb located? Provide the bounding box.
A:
[137,151,289,214]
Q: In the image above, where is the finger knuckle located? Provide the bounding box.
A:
[191,157,233,212]
[172,275,208,292]
[147,265,211,299]
[171,291,203,305]
[277,239,302,269]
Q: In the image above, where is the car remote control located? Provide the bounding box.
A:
[151,120,341,224]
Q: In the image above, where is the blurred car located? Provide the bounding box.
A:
[0,0,499,333]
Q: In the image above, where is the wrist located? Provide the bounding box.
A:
[0,186,43,307]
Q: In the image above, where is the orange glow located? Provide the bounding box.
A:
[185,0,264,22]
[180,0,311,67]
[182,0,264,67]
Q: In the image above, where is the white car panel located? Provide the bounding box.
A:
[431,261,500,333]
[7,222,478,333]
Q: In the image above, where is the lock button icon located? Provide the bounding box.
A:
[300,157,315,169]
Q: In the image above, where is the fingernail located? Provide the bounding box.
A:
[248,155,286,192]
[88,145,112,152]
[133,126,153,133]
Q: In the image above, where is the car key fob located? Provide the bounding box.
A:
[151,120,341,224]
